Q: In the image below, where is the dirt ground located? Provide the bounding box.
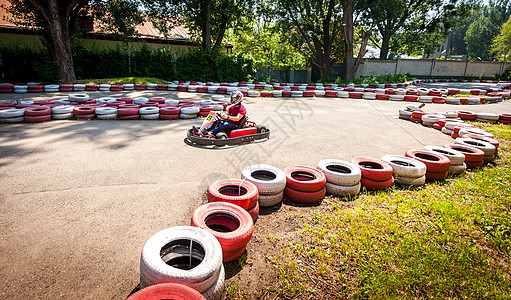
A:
[1,84,510,299]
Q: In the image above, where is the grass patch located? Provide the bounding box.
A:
[327,74,415,85]
[264,123,511,299]
[72,77,167,85]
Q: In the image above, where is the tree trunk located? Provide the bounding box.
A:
[201,2,212,50]
[343,0,355,82]
[380,32,391,60]
[48,18,75,82]
[355,31,371,73]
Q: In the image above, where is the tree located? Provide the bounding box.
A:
[144,0,254,51]
[5,0,145,82]
[342,0,371,81]
[357,0,474,59]
[492,17,511,60]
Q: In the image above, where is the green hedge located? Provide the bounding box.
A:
[0,43,255,83]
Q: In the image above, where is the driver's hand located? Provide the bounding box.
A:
[221,113,228,119]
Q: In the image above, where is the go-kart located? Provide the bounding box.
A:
[186,111,270,146]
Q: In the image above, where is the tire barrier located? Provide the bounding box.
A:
[241,164,286,207]
[380,155,427,186]
[351,157,394,190]
[316,159,361,196]
[207,179,259,222]
[283,166,326,203]
[404,149,450,181]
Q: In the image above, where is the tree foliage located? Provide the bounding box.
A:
[492,17,511,61]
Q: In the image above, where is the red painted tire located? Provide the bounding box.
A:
[457,111,477,120]
[451,132,460,139]
[325,91,337,97]
[149,97,165,104]
[73,107,95,115]
[118,108,139,115]
[117,97,133,103]
[432,97,446,104]
[284,186,326,204]
[105,101,124,107]
[25,115,51,123]
[24,106,51,116]
[200,106,214,112]
[119,114,140,120]
[351,157,393,182]
[404,149,450,173]
[465,160,484,169]
[75,113,95,119]
[118,104,139,109]
[499,113,511,122]
[404,95,418,102]
[349,92,363,99]
[260,91,273,97]
[425,170,448,181]
[443,144,484,163]
[159,114,179,120]
[207,179,259,210]
[134,84,147,90]
[127,283,206,300]
[360,177,394,191]
[376,94,390,100]
[282,90,291,97]
[246,200,259,223]
[160,107,181,115]
[190,202,254,262]
[33,100,54,105]
[141,102,159,107]
[303,91,315,97]
[463,134,499,155]
[85,84,99,91]
[410,116,422,123]
[284,166,326,192]
[433,123,443,130]
[0,102,15,107]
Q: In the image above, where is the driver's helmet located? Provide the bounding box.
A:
[230,90,244,105]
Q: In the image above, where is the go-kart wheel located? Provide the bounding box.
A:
[256,125,267,133]
[216,132,228,139]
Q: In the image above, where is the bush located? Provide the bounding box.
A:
[0,43,254,83]
[334,73,415,85]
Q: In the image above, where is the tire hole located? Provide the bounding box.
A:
[414,153,440,161]
[464,140,484,147]
[205,212,240,232]
[391,160,413,167]
[431,149,452,156]
[160,239,205,270]
[219,185,247,196]
[326,164,352,174]
[251,170,276,181]
[358,161,383,169]
[291,171,316,181]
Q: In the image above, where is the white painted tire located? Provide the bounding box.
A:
[445,98,461,105]
[0,116,24,123]
[180,114,197,119]
[134,97,150,104]
[140,107,160,115]
[381,155,426,178]
[442,127,454,135]
[395,175,426,186]
[325,182,361,197]
[69,93,89,103]
[241,164,286,195]
[445,121,464,130]
[96,113,117,120]
[317,159,361,186]
[455,138,495,156]
[200,100,214,106]
[337,91,349,98]
[52,106,74,114]
[247,91,259,97]
[139,226,223,292]
[167,84,178,91]
[97,97,117,104]
[458,128,494,138]
[181,107,200,114]
[52,113,73,120]
[258,191,284,207]
[390,95,404,101]
[449,163,466,175]
[418,96,433,103]
[477,113,499,121]
[202,264,225,300]
[95,107,117,115]
[147,83,157,90]
[423,146,465,165]
[0,109,25,118]
[165,100,180,105]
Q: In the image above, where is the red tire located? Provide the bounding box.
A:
[432,97,445,104]
[190,202,254,262]
[118,104,139,109]
[499,114,511,122]
[149,97,165,104]
[410,116,422,123]
[457,111,477,120]
[25,115,51,123]
[425,170,448,181]
[118,108,139,115]
[160,114,179,120]
[463,134,499,156]
[360,177,394,191]
[141,102,159,107]
[284,166,326,192]
[376,94,390,100]
[351,157,393,181]
[451,132,460,139]
[127,283,206,300]
[404,149,450,173]
[200,106,214,112]
[260,91,273,97]
[106,101,124,107]
[75,113,95,119]
[117,97,133,103]
[465,160,484,169]
[134,84,147,90]
[349,92,363,99]
[24,106,51,116]
[443,144,484,163]
[33,100,54,106]
[303,91,315,97]
[73,107,95,115]
[246,200,259,223]
[207,179,259,210]
[284,186,326,204]
[119,114,140,120]
[433,124,443,130]
[404,95,418,102]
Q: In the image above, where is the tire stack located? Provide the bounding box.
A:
[99,84,111,91]
[463,134,499,157]
[380,155,427,186]
[59,84,73,92]
[69,93,90,104]
[499,114,511,124]
[444,143,484,169]
[140,107,160,120]
[404,150,450,181]
[317,159,361,196]
[73,106,96,120]
[421,114,445,127]
[118,104,140,120]
[95,107,117,120]
[0,84,14,93]
[454,138,496,163]
[207,179,260,222]
[457,111,477,121]
[283,166,326,203]
[241,164,286,207]
[0,108,24,123]
[139,226,224,300]
[14,85,28,93]
[180,107,200,119]
[199,106,214,117]
[191,202,254,263]
[127,283,207,300]
[44,84,59,93]
[160,107,180,120]
[24,106,51,123]
[351,157,394,190]
[52,105,74,120]
[476,113,499,123]
[423,146,466,175]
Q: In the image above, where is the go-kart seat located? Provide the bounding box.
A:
[237,116,247,129]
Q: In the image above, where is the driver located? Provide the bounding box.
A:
[204,90,247,136]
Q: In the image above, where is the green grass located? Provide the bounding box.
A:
[266,123,511,299]
[330,74,415,85]
[72,77,167,85]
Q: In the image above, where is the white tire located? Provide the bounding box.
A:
[325,182,361,197]
[381,155,426,178]
[140,226,223,292]
[141,113,160,120]
[258,191,284,207]
[52,113,74,120]
[181,107,200,114]
[424,146,465,165]
[476,118,497,123]
[73,84,86,90]
[449,163,466,175]
[95,107,117,115]
[422,114,445,123]
[147,83,157,89]
[445,98,461,105]
[395,175,426,186]
[272,91,283,97]
[444,121,464,130]
[337,91,349,98]
[241,164,286,195]
[211,95,224,101]
[477,113,499,121]
[97,97,117,104]
[291,91,303,97]
[99,84,111,88]
[14,89,28,93]
[418,96,433,103]
[140,107,160,115]
[390,95,404,101]
[134,97,150,104]
[180,114,197,119]
[52,105,74,114]
[0,109,24,118]
[200,100,214,106]
[68,93,89,103]
[167,84,178,91]
[165,100,180,105]
[202,264,225,300]
[455,138,495,156]
[96,113,117,120]
[458,128,494,138]
[317,159,361,186]
[362,93,376,100]
[1,116,24,123]
[247,91,259,97]
[442,127,454,135]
